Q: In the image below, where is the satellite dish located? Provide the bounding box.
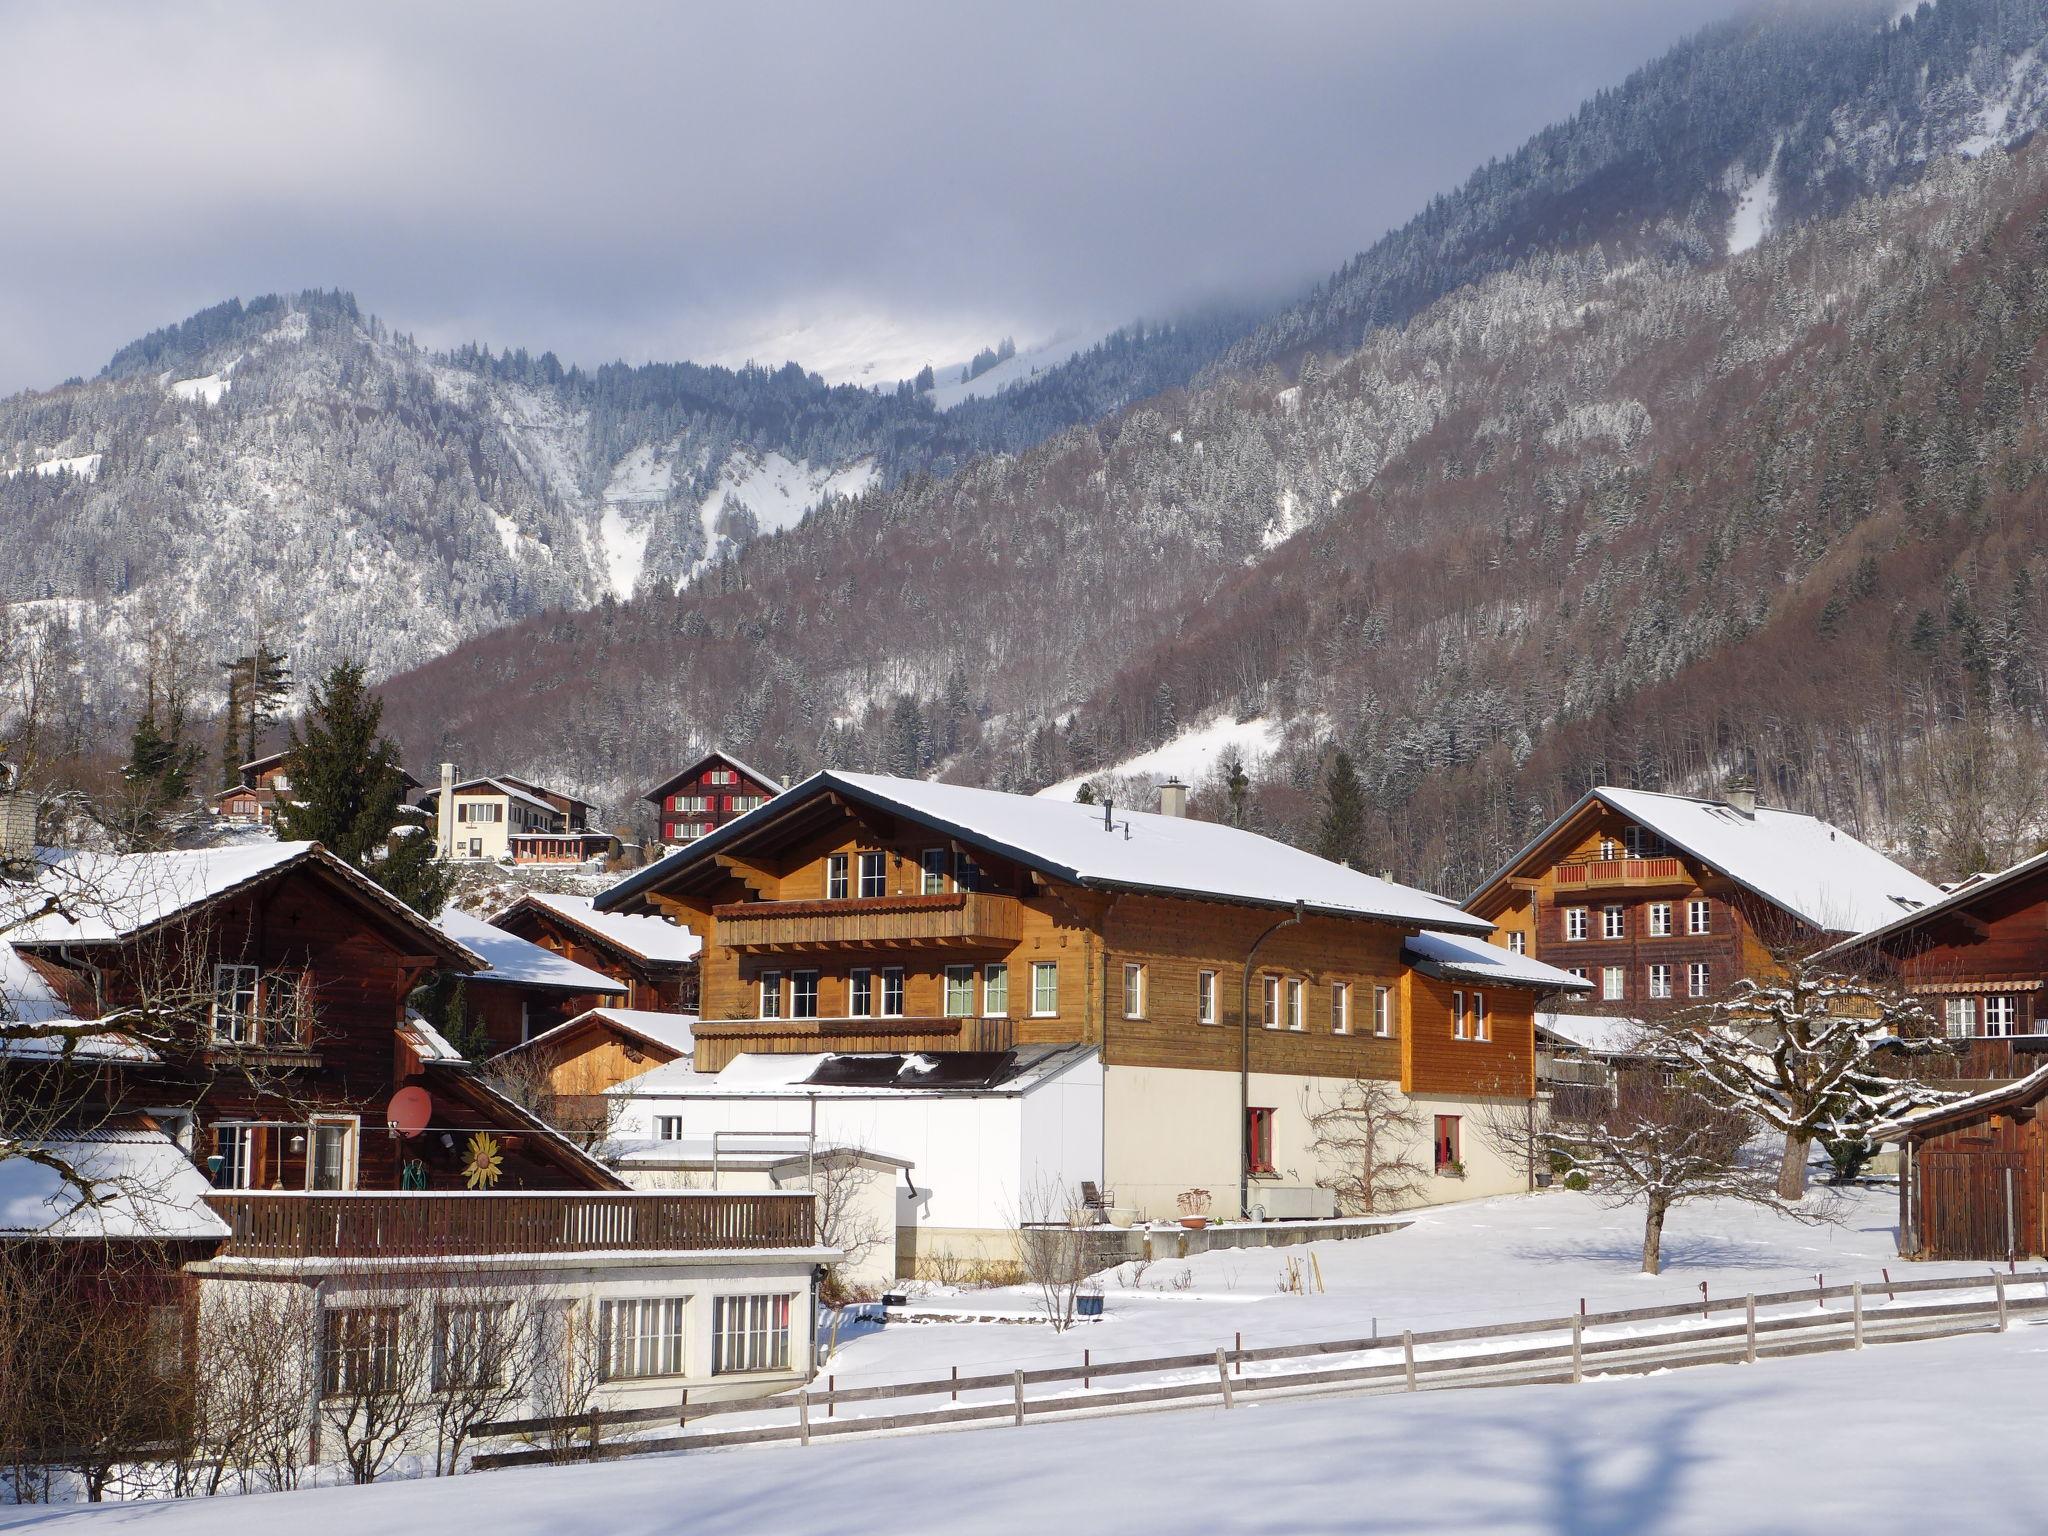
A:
[387,1085,433,1138]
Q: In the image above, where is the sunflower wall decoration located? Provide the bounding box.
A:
[462,1131,504,1189]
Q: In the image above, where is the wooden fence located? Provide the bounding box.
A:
[471,1267,2048,1469]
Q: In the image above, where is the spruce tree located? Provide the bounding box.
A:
[1315,750,1367,868]
[275,661,451,916]
[101,705,203,851]
[1223,755,1250,828]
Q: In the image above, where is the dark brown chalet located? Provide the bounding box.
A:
[210,753,422,827]
[490,891,700,1017]
[1877,1067,2048,1261]
[644,749,783,848]
[1821,848,2048,1086]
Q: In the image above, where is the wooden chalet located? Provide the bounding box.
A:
[644,749,783,848]
[1465,780,1940,1012]
[432,904,627,1052]
[489,891,700,1013]
[210,751,421,828]
[489,1005,696,1126]
[1878,1068,2048,1261]
[1820,847,2048,1085]
[596,771,1590,1223]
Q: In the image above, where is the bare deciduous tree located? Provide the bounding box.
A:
[1301,1075,1429,1213]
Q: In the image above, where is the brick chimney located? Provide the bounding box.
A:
[1158,778,1189,818]
[437,762,457,857]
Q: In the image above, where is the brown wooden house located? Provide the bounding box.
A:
[1465,781,1940,1013]
[210,751,420,828]
[1878,1067,2048,1261]
[644,749,783,848]
[432,904,627,1053]
[489,891,699,1013]
[596,771,1590,1222]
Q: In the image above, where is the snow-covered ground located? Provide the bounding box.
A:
[1035,712,1284,801]
[18,1310,2046,1533]
[924,324,1116,410]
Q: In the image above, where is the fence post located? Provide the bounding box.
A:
[1744,1295,1756,1364]
[1402,1331,1417,1391]
[1234,1330,1242,1375]
[1013,1370,1026,1426]
[828,1374,835,1418]
[1084,1349,1091,1390]
[799,1390,811,1446]
[1216,1347,1235,1408]
[1852,1282,1864,1350]
[1997,1274,2009,1333]
[1570,1314,1583,1383]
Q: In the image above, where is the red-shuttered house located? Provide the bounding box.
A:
[643,750,783,849]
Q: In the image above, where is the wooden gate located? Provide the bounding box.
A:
[1916,1149,2039,1260]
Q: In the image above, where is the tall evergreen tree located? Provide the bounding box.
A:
[219,641,292,783]
[99,704,204,851]
[1315,750,1367,868]
[274,662,451,916]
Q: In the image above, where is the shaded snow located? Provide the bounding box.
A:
[1037,712,1285,800]
[685,449,878,584]
[169,359,238,405]
[3,452,100,481]
[1726,144,1779,255]
[1956,46,2040,157]
[926,324,1117,410]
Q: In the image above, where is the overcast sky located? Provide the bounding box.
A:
[1,0,1752,397]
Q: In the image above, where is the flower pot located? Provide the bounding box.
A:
[1179,1216,1210,1229]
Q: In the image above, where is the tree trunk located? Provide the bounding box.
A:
[1641,1196,1668,1275]
[1778,1129,1811,1200]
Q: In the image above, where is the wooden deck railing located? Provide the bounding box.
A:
[713,892,1025,950]
[1552,857,1686,889]
[203,1190,815,1260]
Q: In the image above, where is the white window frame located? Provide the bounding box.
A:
[1332,980,1351,1035]
[849,968,873,1018]
[1564,907,1588,942]
[211,963,260,1044]
[759,971,783,1020]
[1944,996,1975,1039]
[1507,932,1526,956]
[943,964,975,1018]
[1984,995,2018,1038]
[711,1293,792,1376]
[1473,991,1488,1042]
[1687,898,1711,936]
[1647,963,1672,1001]
[1286,977,1305,1032]
[1686,961,1710,999]
[1030,962,1058,1018]
[1373,984,1393,1038]
[1648,902,1673,938]
[305,1114,358,1192]
[880,966,905,1018]
[920,848,949,895]
[1197,969,1218,1026]
[212,1122,258,1189]
[790,970,819,1020]
[1122,962,1146,1020]
[1452,989,1467,1040]
[825,853,849,900]
[1601,904,1625,940]
[983,963,1009,1017]
[600,1296,689,1381]
[1601,966,1625,1002]
[655,1115,686,1141]
[1261,974,1282,1030]
[857,851,887,899]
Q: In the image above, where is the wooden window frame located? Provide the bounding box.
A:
[1122,962,1146,1021]
[1197,969,1218,1026]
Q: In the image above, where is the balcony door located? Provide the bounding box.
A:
[307,1116,359,1191]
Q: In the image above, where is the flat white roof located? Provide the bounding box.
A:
[1404,929,1593,993]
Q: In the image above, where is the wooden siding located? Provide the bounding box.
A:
[493,904,692,1014]
[1905,1106,2048,1261]
[1403,972,1536,1100]
[714,892,1026,950]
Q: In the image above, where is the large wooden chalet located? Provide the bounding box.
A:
[595,771,1589,1229]
[1465,780,1940,1011]
[644,749,783,848]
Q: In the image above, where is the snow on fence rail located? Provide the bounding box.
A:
[470,1267,2048,1469]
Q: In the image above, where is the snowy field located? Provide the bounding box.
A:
[11,1322,2042,1535]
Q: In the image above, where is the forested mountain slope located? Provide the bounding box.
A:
[371,0,2048,891]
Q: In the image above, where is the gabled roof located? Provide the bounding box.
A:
[237,750,291,776]
[598,771,1492,935]
[1536,1011,1651,1056]
[422,777,566,818]
[1468,786,1941,934]
[0,940,158,1062]
[11,843,483,968]
[490,1006,697,1064]
[0,1128,231,1240]
[1869,1063,2048,1143]
[1816,843,2048,965]
[497,892,702,964]
[643,749,787,806]
[1402,930,1593,994]
[434,907,621,992]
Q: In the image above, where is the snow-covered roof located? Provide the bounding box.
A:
[643,749,787,805]
[600,771,1491,934]
[495,1006,697,1062]
[1816,844,2048,964]
[612,1043,1099,1100]
[401,1008,469,1065]
[502,892,702,963]
[10,844,483,969]
[1536,1012,1651,1056]
[425,777,565,818]
[0,1129,229,1240]
[1869,1063,2048,1143]
[0,940,157,1062]
[1403,930,1593,993]
[1471,786,1942,934]
[435,906,621,992]
[611,1135,909,1171]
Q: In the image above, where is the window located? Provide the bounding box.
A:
[1452,989,1468,1040]
[850,968,873,1018]
[880,967,905,1017]
[146,1304,188,1380]
[1567,967,1589,982]
[1332,981,1351,1035]
[655,1115,686,1141]
[1602,966,1625,1002]
[1984,995,2018,1038]
[1373,984,1394,1038]
[1030,962,1058,1017]
[1246,1107,1276,1175]
[730,795,764,813]
[1564,907,1588,942]
[1687,899,1711,935]
[1602,905,1625,940]
[212,1123,257,1189]
[790,970,819,1020]
[953,851,989,892]
[436,1304,515,1390]
[1944,997,1975,1039]
[1687,962,1710,999]
[1507,932,1526,956]
[601,1297,688,1381]
[1473,992,1489,1042]
[265,969,312,1045]
[759,971,783,1019]
[1599,837,1621,860]
[1434,1115,1462,1173]
[307,1118,354,1191]
[944,965,975,1017]
[712,1294,791,1375]
[825,853,849,900]
[920,847,949,895]
[322,1307,401,1396]
[1286,977,1305,1031]
[211,963,259,1043]
[1123,963,1146,1020]
[1261,974,1282,1030]
[983,963,1009,1017]
[1623,825,1667,858]
[857,851,887,898]
[1648,902,1673,938]
[1197,970,1218,1026]
[1647,964,1672,1001]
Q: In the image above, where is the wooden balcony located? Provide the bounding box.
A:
[691,1014,1018,1071]
[203,1190,815,1260]
[713,892,1025,951]
[1552,857,1688,891]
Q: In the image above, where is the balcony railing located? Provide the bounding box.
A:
[203,1190,815,1260]
[714,892,1025,950]
[1553,857,1686,890]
